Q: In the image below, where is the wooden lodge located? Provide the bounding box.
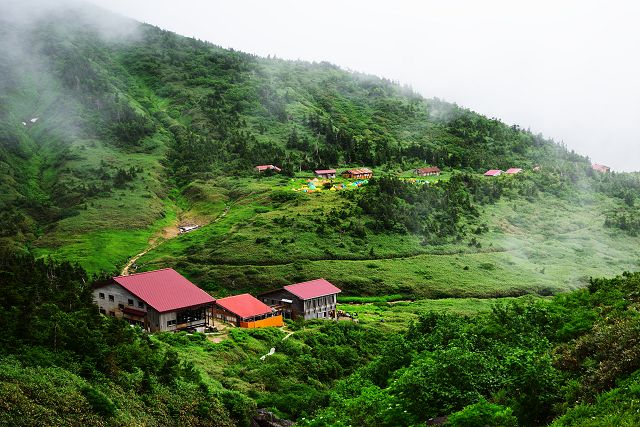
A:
[255,164,282,173]
[93,268,215,332]
[214,294,284,328]
[315,169,337,179]
[415,166,441,176]
[259,278,341,320]
[484,169,503,177]
[341,168,373,179]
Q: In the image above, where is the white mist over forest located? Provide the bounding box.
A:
[87,0,640,172]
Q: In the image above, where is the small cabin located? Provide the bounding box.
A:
[484,169,503,177]
[179,225,199,234]
[214,293,283,328]
[592,164,610,173]
[342,168,373,179]
[93,268,215,332]
[505,168,522,175]
[415,166,441,176]
[255,165,282,173]
[315,169,336,179]
[259,278,341,320]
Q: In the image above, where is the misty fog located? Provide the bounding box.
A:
[86,0,640,172]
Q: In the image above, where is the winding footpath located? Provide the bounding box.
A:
[120,205,230,276]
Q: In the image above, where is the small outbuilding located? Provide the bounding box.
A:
[415,166,441,176]
[505,168,523,175]
[259,278,341,320]
[592,164,610,173]
[315,169,337,179]
[342,168,373,179]
[179,225,199,234]
[214,293,283,328]
[256,165,282,173]
[484,169,503,177]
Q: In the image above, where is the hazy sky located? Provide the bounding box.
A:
[90,0,640,171]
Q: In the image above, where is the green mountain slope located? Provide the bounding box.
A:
[5,2,640,426]
[1,1,639,295]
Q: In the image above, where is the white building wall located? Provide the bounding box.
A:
[93,283,147,318]
[159,311,178,332]
[303,294,337,320]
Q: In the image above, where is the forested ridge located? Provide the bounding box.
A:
[0,0,590,251]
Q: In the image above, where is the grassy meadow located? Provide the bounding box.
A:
[124,174,640,301]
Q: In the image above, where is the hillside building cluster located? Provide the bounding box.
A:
[484,168,523,176]
[255,164,374,180]
[92,268,341,332]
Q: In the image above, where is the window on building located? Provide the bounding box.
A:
[118,303,124,310]
[109,311,115,317]
[127,298,134,306]
[99,308,106,314]
[166,319,177,327]
[99,292,105,299]
[137,301,144,309]
[109,295,114,302]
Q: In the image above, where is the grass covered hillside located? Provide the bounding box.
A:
[2,1,638,301]
[0,1,614,276]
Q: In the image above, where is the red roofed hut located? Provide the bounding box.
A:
[505,168,523,174]
[259,278,342,320]
[315,169,337,179]
[214,294,283,328]
[484,169,503,177]
[592,164,611,173]
[93,268,215,332]
[342,168,373,179]
[415,166,441,176]
[255,164,282,173]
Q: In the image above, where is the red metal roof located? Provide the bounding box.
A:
[284,278,341,300]
[315,169,336,174]
[505,168,522,174]
[416,167,441,173]
[113,269,215,313]
[343,168,372,175]
[215,293,273,319]
[484,169,503,176]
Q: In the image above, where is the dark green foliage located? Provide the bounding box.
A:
[596,172,640,235]
[81,386,116,418]
[301,272,640,426]
[355,174,481,240]
[447,399,518,427]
